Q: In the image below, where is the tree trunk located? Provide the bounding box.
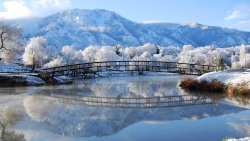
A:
[32,64,35,73]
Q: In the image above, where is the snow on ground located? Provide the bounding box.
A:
[227,137,250,141]
[53,76,72,84]
[196,69,250,87]
[0,62,30,72]
[24,75,46,85]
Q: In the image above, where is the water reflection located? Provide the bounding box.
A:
[0,74,250,140]
[22,94,245,137]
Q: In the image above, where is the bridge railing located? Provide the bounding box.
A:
[38,61,216,77]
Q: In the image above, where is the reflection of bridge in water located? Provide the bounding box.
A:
[38,94,214,108]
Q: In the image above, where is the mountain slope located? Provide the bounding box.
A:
[23,9,250,49]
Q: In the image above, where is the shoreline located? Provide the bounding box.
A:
[0,73,73,87]
[180,70,250,95]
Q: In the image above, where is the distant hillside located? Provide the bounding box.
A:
[19,9,250,49]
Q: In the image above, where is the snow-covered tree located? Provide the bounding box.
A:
[95,46,122,61]
[44,57,63,68]
[23,37,48,71]
[240,44,246,68]
[0,22,23,63]
[231,54,240,69]
[61,45,84,64]
[239,44,250,68]
[82,46,99,62]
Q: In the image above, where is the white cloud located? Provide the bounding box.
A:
[0,0,33,19]
[0,0,71,20]
[225,5,250,21]
[224,4,250,31]
[37,0,71,10]
[225,11,241,20]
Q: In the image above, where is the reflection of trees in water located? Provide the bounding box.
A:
[0,75,186,98]
[22,95,245,138]
[127,80,179,97]
[231,94,250,105]
[33,75,184,97]
[226,94,250,108]
[0,108,25,141]
[84,79,181,97]
[186,92,226,103]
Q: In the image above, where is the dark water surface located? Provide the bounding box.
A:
[0,73,249,141]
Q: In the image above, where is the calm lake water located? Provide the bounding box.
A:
[0,73,250,141]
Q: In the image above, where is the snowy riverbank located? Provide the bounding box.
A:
[196,69,250,88]
[0,74,73,87]
[227,137,250,141]
[0,62,73,86]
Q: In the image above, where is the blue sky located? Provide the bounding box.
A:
[0,0,249,31]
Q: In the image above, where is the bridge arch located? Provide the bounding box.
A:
[39,61,216,78]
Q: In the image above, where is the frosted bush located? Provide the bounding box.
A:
[160,46,182,58]
[34,42,250,70]
[61,45,84,64]
[44,57,63,68]
[124,47,137,59]
[82,45,99,62]
[232,62,241,69]
[82,46,122,62]
[177,45,240,67]
[95,46,122,62]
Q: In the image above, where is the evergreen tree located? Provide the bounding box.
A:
[216,56,225,71]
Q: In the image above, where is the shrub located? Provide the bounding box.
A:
[180,78,225,92]
[179,78,199,90]
[207,80,225,92]
[227,83,250,95]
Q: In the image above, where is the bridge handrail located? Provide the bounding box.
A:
[38,61,216,71]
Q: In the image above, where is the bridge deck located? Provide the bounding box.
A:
[38,61,216,78]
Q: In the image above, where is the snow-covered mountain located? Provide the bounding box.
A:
[22,9,250,49]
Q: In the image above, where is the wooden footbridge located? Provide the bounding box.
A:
[38,61,216,78]
[38,94,214,108]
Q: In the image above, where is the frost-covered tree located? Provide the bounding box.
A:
[82,46,122,62]
[95,46,122,61]
[44,57,63,68]
[23,37,48,71]
[231,54,240,69]
[61,46,84,64]
[136,51,152,61]
[239,44,250,68]
[124,47,137,59]
[177,45,238,68]
[240,44,246,68]
[0,22,23,63]
[82,46,99,62]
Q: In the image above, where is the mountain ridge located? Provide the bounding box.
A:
[19,9,250,49]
